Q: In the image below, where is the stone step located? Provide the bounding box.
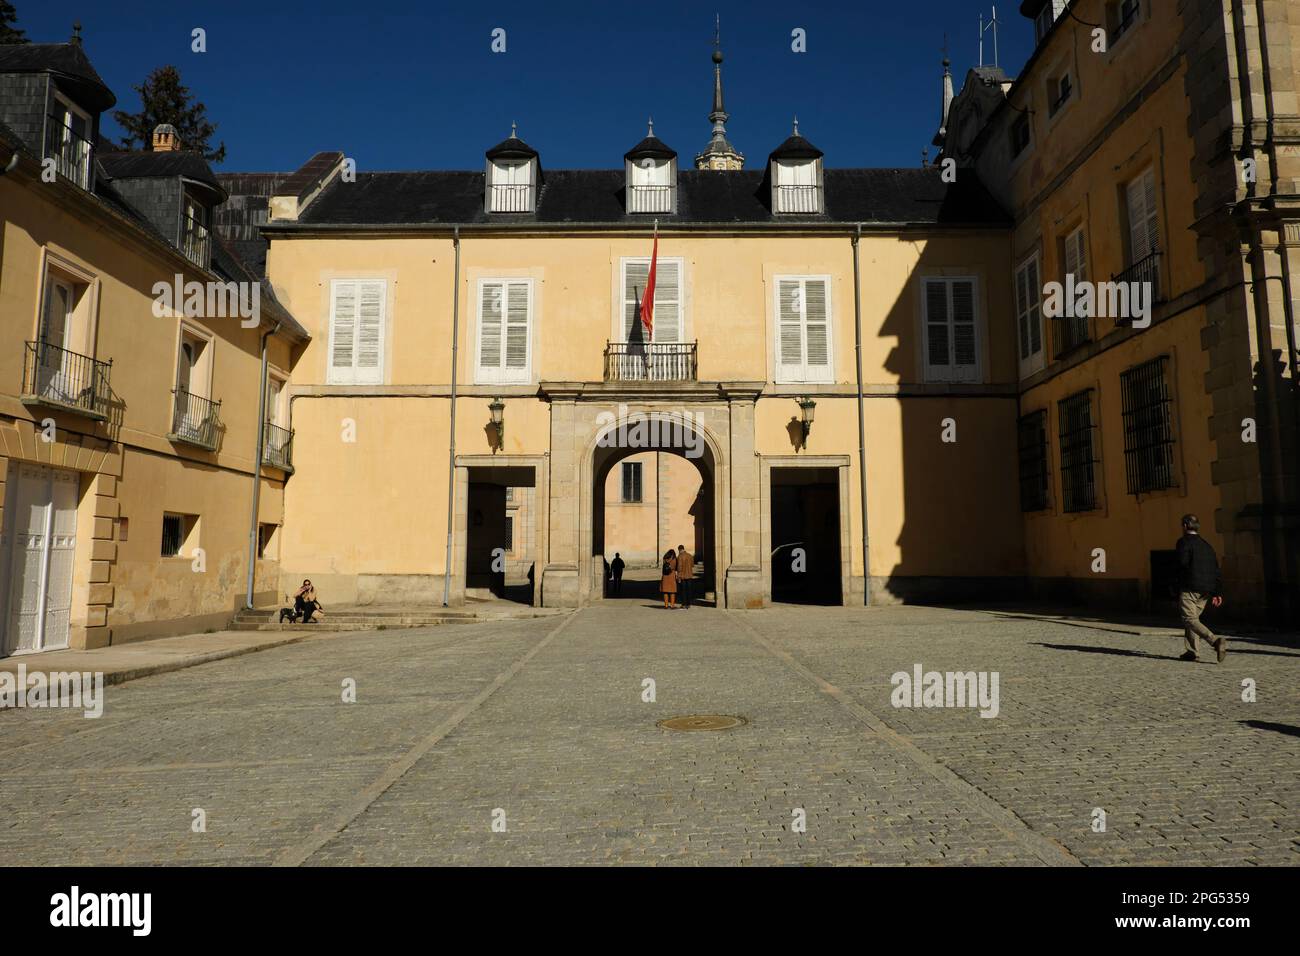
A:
[229,622,385,633]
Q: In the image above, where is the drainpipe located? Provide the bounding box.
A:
[442,228,461,607]
[245,321,280,609]
[852,223,870,606]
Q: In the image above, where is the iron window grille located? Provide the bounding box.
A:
[161,514,184,557]
[1120,355,1176,494]
[1018,410,1051,512]
[1058,390,1098,513]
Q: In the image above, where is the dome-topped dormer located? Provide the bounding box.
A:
[624,120,677,214]
[485,123,540,214]
[767,119,824,214]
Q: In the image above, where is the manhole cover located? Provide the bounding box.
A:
[657,714,747,732]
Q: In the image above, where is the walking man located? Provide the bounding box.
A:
[610,553,625,596]
[676,544,695,609]
[1176,514,1226,663]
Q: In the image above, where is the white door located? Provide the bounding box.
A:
[1,464,79,656]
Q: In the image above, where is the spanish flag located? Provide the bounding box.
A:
[639,220,658,336]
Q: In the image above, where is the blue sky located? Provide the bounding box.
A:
[16,0,1034,172]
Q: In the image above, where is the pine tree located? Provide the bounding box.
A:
[0,1,28,43]
[112,65,226,163]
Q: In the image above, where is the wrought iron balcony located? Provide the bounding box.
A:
[169,388,221,449]
[774,184,822,214]
[43,114,92,189]
[604,341,697,382]
[489,183,535,213]
[263,421,294,470]
[21,340,112,418]
[1113,247,1162,312]
[181,213,211,268]
[628,184,673,214]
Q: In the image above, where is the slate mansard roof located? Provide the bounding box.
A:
[283,167,1010,229]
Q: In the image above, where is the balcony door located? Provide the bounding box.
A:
[0,463,79,656]
[37,275,77,402]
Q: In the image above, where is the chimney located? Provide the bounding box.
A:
[152,124,181,152]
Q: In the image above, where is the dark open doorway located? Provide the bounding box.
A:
[465,465,537,605]
[770,466,842,605]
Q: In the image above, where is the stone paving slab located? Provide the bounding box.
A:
[0,603,1295,866]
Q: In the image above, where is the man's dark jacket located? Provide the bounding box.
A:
[1177,533,1222,595]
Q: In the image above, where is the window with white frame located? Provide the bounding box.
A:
[1064,225,1088,282]
[489,160,534,213]
[621,461,643,503]
[476,279,533,383]
[773,160,821,214]
[921,276,981,383]
[628,159,674,213]
[48,93,91,188]
[1014,254,1043,373]
[621,258,682,342]
[775,276,832,383]
[327,279,386,385]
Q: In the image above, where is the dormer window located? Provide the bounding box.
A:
[624,121,678,214]
[181,194,211,268]
[484,125,540,214]
[767,121,824,215]
[46,93,92,188]
[1034,1,1066,45]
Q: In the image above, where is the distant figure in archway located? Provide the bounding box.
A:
[610,553,625,596]
[676,545,695,609]
[660,550,678,609]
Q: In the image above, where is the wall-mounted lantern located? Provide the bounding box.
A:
[489,397,506,450]
[797,396,816,446]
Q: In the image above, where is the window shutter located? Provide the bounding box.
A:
[329,283,357,383]
[654,260,680,343]
[777,279,805,377]
[480,281,503,371]
[1127,170,1157,262]
[504,281,530,375]
[623,260,649,340]
[924,279,950,374]
[804,279,829,372]
[1015,264,1031,360]
[355,281,384,384]
[1027,257,1041,355]
[951,280,977,375]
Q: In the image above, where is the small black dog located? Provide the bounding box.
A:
[278,606,301,624]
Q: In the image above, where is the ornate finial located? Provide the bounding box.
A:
[647,117,654,136]
[942,32,950,69]
[922,147,929,168]
[793,116,800,136]
[510,121,517,139]
[71,21,82,45]
[713,14,722,63]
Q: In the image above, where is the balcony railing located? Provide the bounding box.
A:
[181,214,211,267]
[1113,248,1162,315]
[263,421,294,470]
[21,340,112,418]
[604,341,697,382]
[489,183,535,213]
[774,184,822,214]
[43,114,92,189]
[169,388,221,449]
[628,184,673,214]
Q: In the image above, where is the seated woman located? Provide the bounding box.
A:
[293,579,321,623]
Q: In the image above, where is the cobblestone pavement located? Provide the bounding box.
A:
[1,603,1296,865]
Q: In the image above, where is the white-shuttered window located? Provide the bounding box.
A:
[327,279,386,385]
[621,258,682,343]
[1064,226,1088,283]
[1125,168,1159,264]
[774,276,832,383]
[477,279,533,383]
[1014,254,1043,371]
[922,276,981,383]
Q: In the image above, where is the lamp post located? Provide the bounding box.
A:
[797,396,816,447]
[489,397,505,450]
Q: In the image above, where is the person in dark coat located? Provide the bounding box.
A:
[676,545,695,609]
[1176,514,1225,662]
[609,553,625,596]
